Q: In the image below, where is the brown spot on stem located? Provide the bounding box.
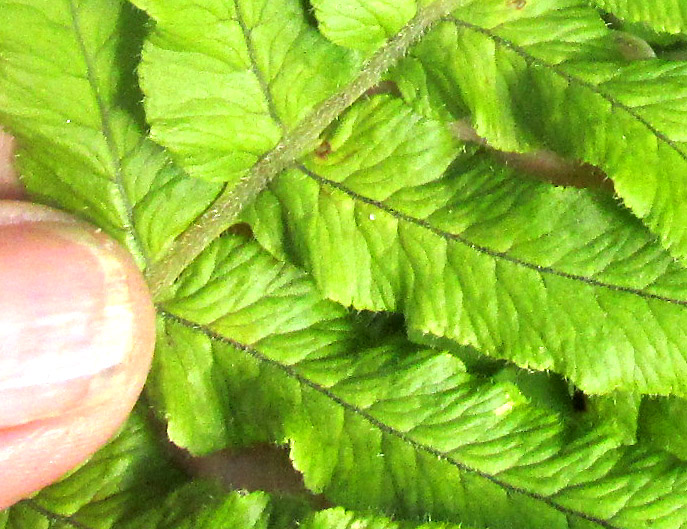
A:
[314,140,332,160]
[363,80,402,98]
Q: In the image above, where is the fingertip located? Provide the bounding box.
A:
[0,202,155,508]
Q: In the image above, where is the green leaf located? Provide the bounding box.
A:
[638,396,687,460]
[127,0,465,294]
[118,486,274,529]
[4,478,478,529]
[407,328,504,375]
[447,0,618,64]
[409,8,687,261]
[396,0,620,150]
[517,60,687,260]
[245,94,687,397]
[155,231,687,529]
[0,0,222,268]
[117,488,477,529]
[132,0,359,184]
[6,1,687,527]
[150,234,358,454]
[592,0,687,34]
[492,366,573,418]
[581,392,642,445]
[305,507,474,529]
[311,0,418,53]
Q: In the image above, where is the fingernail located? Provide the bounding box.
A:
[0,221,140,427]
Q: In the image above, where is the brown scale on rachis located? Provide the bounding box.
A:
[314,140,332,160]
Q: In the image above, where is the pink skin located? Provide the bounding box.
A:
[0,130,155,508]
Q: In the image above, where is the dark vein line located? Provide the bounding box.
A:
[21,499,94,529]
[296,163,687,307]
[160,310,619,529]
[232,1,286,133]
[448,16,687,165]
[67,0,149,269]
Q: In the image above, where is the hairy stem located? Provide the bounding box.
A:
[145,0,461,299]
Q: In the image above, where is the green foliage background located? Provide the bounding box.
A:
[3,0,687,528]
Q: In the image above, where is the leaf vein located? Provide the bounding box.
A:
[231,0,286,134]
[66,0,148,268]
[447,15,687,163]
[146,0,464,296]
[160,310,621,529]
[296,163,687,308]
[21,498,94,529]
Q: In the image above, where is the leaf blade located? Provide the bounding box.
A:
[245,94,687,396]
[156,232,687,529]
[592,0,687,34]
[135,0,470,295]
[418,6,687,262]
[0,0,222,268]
